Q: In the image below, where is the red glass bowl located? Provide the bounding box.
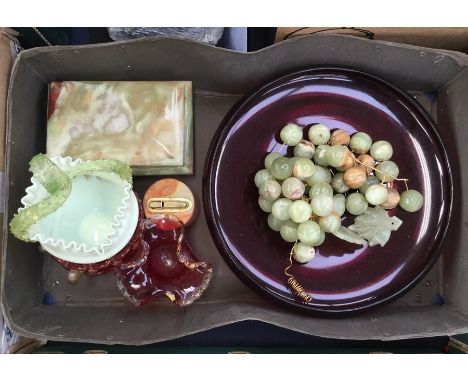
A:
[203,67,453,315]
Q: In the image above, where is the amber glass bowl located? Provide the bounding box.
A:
[204,67,452,315]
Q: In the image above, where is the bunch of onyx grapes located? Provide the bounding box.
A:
[255,123,424,264]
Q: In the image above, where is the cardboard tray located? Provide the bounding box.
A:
[2,35,468,344]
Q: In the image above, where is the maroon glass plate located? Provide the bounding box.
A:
[203,67,452,315]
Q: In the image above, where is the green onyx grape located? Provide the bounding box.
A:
[309,182,333,198]
[271,198,293,221]
[264,152,283,170]
[331,172,350,193]
[293,242,316,263]
[289,200,312,223]
[314,230,326,246]
[318,213,341,233]
[258,179,281,201]
[310,194,333,217]
[345,192,368,215]
[305,165,332,186]
[281,177,305,200]
[308,123,331,145]
[297,220,321,245]
[376,160,399,183]
[359,175,380,194]
[370,140,393,161]
[270,157,292,180]
[280,220,299,242]
[294,140,315,158]
[292,157,315,180]
[365,184,389,206]
[399,189,424,212]
[280,123,303,146]
[350,132,372,154]
[332,194,346,216]
[313,145,331,167]
[267,213,284,232]
[258,197,273,213]
[326,145,348,168]
[254,169,273,188]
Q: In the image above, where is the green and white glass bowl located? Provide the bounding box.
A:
[19,157,139,264]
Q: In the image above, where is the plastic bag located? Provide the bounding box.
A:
[108,27,224,45]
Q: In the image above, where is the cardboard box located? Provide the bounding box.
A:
[0,28,46,353]
[0,29,14,172]
[1,35,468,344]
[276,27,468,53]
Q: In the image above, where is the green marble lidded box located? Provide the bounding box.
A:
[47,81,193,175]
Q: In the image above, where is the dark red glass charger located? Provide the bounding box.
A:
[204,67,453,315]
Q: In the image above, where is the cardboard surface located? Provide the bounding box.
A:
[0,30,13,172]
[276,27,468,54]
[2,35,468,344]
